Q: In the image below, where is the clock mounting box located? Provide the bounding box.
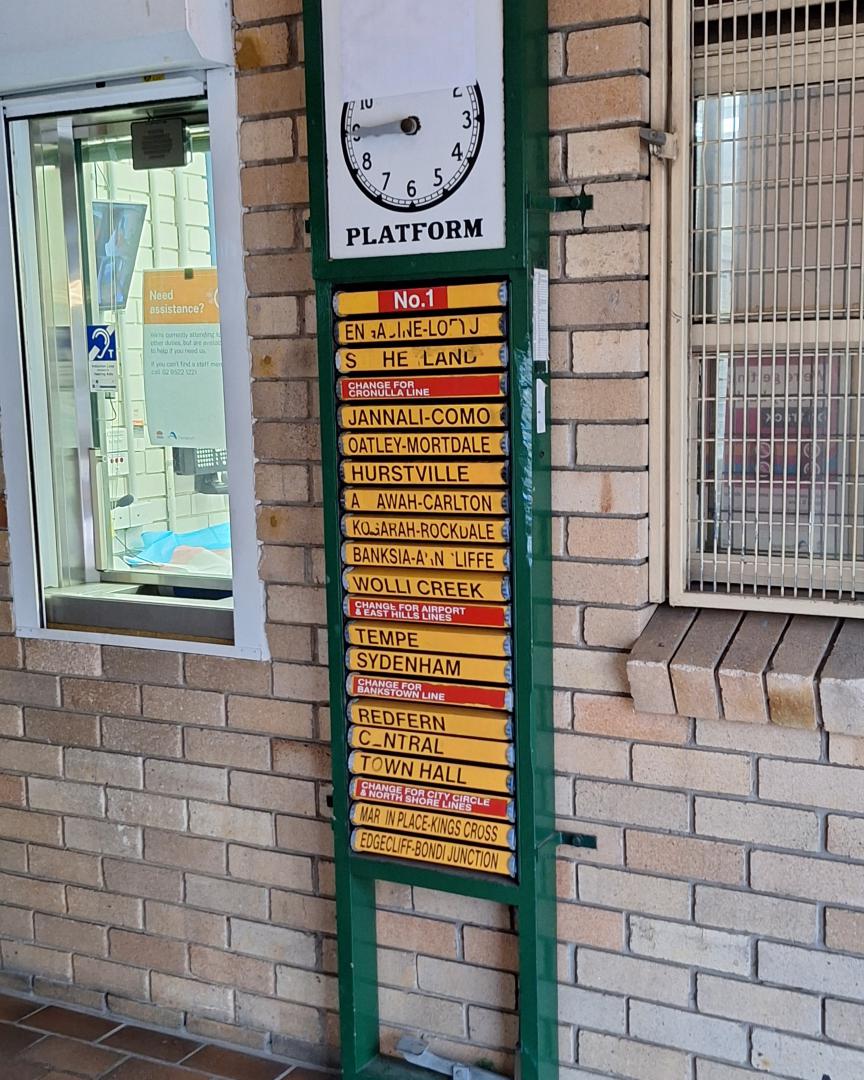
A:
[318,1,506,261]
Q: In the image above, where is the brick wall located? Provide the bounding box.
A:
[2,1,864,1078]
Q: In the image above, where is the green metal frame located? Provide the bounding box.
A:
[302,5,556,1080]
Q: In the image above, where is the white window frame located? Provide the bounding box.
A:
[0,69,269,658]
[665,0,864,618]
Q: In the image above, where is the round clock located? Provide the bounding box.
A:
[340,85,485,212]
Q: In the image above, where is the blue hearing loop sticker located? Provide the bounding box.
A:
[87,325,118,392]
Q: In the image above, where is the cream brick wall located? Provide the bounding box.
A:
[0,1,863,1077]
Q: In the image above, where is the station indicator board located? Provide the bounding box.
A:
[334,280,517,877]
[305,2,556,1074]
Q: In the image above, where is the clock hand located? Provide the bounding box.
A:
[353,116,421,139]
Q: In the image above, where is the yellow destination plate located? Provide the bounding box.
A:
[343,568,510,602]
[348,726,514,767]
[346,622,511,658]
[346,647,511,685]
[334,282,507,317]
[342,541,509,573]
[339,460,508,487]
[348,749,513,793]
[336,343,508,373]
[348,699,512,740]
[350,802,515,849]
[342,488,509,515]
[336,312,506,346]
[351,828,516,877]
[338,402,507,430]
[342,515,510,545]
[338,431,508,457]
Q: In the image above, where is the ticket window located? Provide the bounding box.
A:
[10,98,235,642]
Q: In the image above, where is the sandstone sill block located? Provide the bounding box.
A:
[670,608,742,721]
[767,615,838,730]
[626,606,697,714]
[820,620,864,737]
[719,612,789,725]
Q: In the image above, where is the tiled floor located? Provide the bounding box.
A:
[0,994,321,1080]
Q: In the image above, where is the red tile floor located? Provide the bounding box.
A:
[0,994,326,1080]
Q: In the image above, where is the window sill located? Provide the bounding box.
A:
[627,604,861,733]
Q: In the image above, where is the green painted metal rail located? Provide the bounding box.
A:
[301,5,571,1080]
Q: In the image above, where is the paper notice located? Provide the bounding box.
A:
[340,0,477,102]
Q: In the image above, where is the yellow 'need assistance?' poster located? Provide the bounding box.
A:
[142,268,225,449]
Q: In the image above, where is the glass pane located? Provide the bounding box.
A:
[693,80,864,321]
[15,102,234,640]
[78,120,231,583]
[689,349,864,595]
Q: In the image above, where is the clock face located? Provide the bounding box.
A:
[340,85,485,212]
[321,0,505,259]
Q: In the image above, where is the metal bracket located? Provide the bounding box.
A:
[557,831,598,850]
[397,1036,509,1080]
[638,128,678,161]
[529,184,593,225]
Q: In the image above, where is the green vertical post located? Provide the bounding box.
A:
[303,3,556,1079]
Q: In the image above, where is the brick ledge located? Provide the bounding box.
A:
[626,604,862,731]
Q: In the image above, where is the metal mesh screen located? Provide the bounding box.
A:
[688,0,864,599]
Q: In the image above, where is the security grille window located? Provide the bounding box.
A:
[674,0,864,609]
[4,93,256,647]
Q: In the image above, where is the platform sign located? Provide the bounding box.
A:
[336,343,508,373]
[345,597,511,628]
[337,373,507,401]
[342,541,509,572]
[338,401,507,430]
[343,568,510,603]
[336,312,506,345]
[346,647,511,684]
[351,803,516,849]
[338,431,509,457]
[343,515,510,544]
[306,3,555,1073]
[329,284,523,878]
[346,622,511,657]
[351,829,516,877]
[342,488,509,515]
[349,777,515,821]
[348,726,515,766]
[346,673,513,711]
[334,282,508,316]
[340,460,508,486]
[348,750,513,793]
[347,700,513,740]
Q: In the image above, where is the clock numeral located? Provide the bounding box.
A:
[407,180,417,198]
[433,168,443,187]
[453,87,463,98]
[451,143,464,162]
[351,123,360,142]
[362,152,372,170]
[359,99,374,110]
[462,110,473,129]
[381,171,391,191]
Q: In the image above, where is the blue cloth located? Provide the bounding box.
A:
[126,522,231,566]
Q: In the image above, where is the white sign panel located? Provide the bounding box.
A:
[340,1,477,102]
[142,268,226,449]
[322,0,506,260]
